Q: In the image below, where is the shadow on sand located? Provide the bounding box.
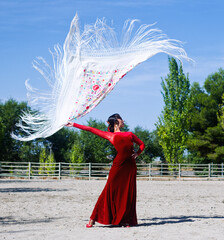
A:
[0,188,68,193]
[136,215,224,227]
[97,215,224,228]
[0,216,63,226]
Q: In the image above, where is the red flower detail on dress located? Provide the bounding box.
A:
[93,85,99,91]
[121,74,126,78]
[86,106,89,110]
[108,83,111,87]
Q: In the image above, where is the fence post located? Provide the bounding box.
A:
[208,164,211,179]
[28,162,31,179]
[211,162,213,177]
[89,162,92,180]
[161,163,163,176]
[149,163,152,180]
[178,164,181,180]
[222,163,223,178]
[58,162,61,180]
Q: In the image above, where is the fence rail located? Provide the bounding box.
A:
[0,162,224,180]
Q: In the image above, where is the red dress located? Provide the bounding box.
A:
[72,123,145,226]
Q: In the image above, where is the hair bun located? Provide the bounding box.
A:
[107,113,122,132]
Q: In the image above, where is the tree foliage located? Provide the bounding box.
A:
[1,66,224,166]
[133,127,164,162]
[69,142,84,164]
[46,128,78,163]
[0,99,163,164]
[0,99,42,162]
[187,68,224,163]
[78,118,113,163]
[218,93,224,129]
[156,57,191,164]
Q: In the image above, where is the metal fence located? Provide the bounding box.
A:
[0,162,224,180]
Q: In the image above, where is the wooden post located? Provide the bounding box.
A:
[208,164,211,179]
[58,162,61,180]
[149,163,152,180]
[89,163,92,180]
[221,163,223,178]
[28,162,31,180]
[211,162,213,177]
[178,163,181,180]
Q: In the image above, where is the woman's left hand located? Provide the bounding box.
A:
[132,152,138,160]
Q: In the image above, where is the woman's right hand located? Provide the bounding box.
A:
[132,152,138,160]
[66,122,73,127]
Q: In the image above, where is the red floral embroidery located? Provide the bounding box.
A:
[93,85,99,91]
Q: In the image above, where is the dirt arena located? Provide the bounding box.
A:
[1,180,224,240]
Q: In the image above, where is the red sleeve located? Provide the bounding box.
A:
[72,122,112,141]
[132,133,145,156]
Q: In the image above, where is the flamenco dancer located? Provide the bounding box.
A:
[66,113,145,227]
[12,14,190,227]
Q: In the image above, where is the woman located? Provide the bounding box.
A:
[66,113,145,227]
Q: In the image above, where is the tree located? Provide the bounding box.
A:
[78,118,112,163]
[218,93,224,129]
[133,127,164,163]
[0,99,37,162]
[156,57,191,164]
[69,142,84,175]
[46,127,79,162]
[38,146,56,175]
[45,151,56,176]
[39,147,47,175]
[187,69,224,164]
[69,142,84,164]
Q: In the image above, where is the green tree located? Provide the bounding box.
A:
[70,142,84,164]
[78,118,112,163]
[187,69,224,164]
[156,57,191,164]
[39,147,47,175]
[0,116,5,144]
[133,127,164,163]
[69,142,84,175]
[218,93,224,129]
[45,151,56,176]
[38,146,56,175]
[0,99,35,162]
[46,127,79,162]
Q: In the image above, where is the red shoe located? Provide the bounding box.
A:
[86,223,93,228]
[86,219,95,228]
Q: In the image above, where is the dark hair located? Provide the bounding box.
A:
[107,113,122,132]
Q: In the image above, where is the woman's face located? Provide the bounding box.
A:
[117,118,124,128]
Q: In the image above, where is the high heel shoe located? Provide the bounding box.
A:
[86,219,95,228]
[86,223,93,228]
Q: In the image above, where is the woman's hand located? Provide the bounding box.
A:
[66,122,73,127]
[132,152,138,160]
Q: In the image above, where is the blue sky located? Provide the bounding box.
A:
[0,0,224,131]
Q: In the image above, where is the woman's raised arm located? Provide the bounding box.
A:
[66,122,112,141]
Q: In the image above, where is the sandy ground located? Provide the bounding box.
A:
[1,180,224,240]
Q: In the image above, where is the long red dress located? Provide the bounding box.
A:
[72,123,145,226]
